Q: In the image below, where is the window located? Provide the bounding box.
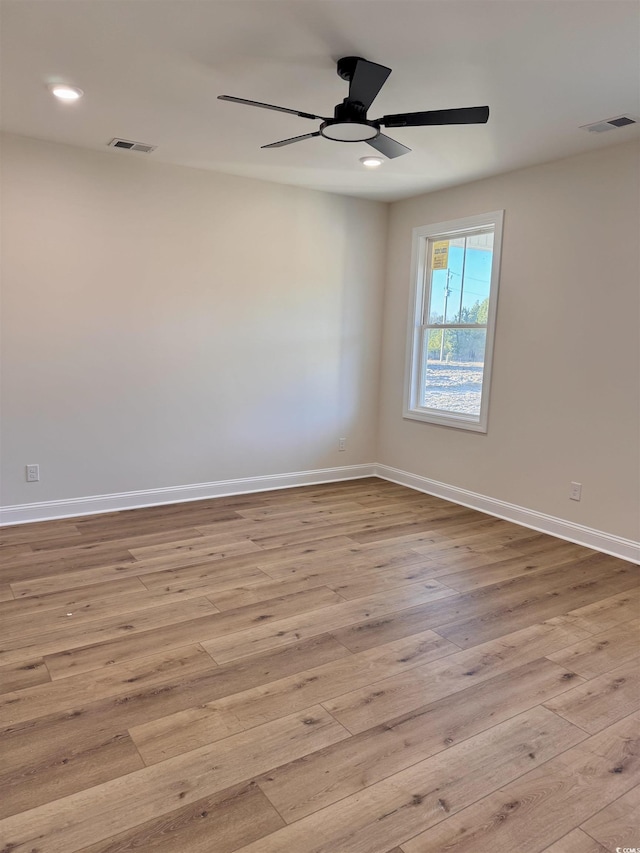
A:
[404,210,503,432]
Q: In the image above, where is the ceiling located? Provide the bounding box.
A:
[1,1,639,201]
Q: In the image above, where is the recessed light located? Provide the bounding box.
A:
[359,156,383,169]
[48,84,83,102]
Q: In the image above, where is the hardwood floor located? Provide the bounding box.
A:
[0,478,638,853]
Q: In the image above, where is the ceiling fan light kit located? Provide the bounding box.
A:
[320,119,379,142]
[218,56,489,161]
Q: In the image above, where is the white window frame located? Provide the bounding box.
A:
[403,210,504,433]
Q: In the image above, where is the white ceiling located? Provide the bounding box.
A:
[1,0,639,201]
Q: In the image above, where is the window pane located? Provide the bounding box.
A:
[458,232,493,322]
[422,329,487,417]
[427,233,493,325]
[426,237,463,324]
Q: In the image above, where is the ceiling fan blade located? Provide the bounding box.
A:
[366,134,411,159]
[261,132,321,149]
[218,95,324,121]
[348,59,392,111]
[380,105,490,128]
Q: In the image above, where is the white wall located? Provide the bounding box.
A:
[2,134,638,547]
[0,134,387,506]
[378,141,640,542]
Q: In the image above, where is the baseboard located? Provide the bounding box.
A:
[0,464,376,526]
[374,464,640,565]
[3,462,638,565]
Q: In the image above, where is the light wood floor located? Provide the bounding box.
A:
[0,478,638,853]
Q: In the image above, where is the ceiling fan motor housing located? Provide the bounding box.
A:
[320,98,380,142]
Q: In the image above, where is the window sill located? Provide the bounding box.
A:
[403,407,488,433]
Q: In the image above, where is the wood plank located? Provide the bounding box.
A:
[208,576,332,611]
[552,587,640,635]
[541,829,608,853]
[346,510,481,545]
[234,499,369,521]
[129,631,456,764]
[137,561,270,595]
[0,576,144,615]
[0,596,217,668]
[76,781,284,853]
[325,560,443,600]
[0,582,223,642]
[0,657,50,694]
[195,514,322,539]
[434,557,637,649]
[75,507,241,536]
[390,517,535,552]
[502,531,593,557]
[234,708,585,853]
[8,558,206,597]
[9,542,268,597]
[77,497,243,519]
[411,543,534,574]
[0,706,349,853]
[435,551,586,592]
[257,541,435,580]
[0,520,80,546]
[2,545,33,558]
[0,542,138,584]
[581,784,640,851]
[0,644,214,726]
[127,530,265,558]
[400,712,640,853]
[0,727,145,820]
[248,511,419,550]
[323,620,589,734]
[257,657,584,823]
[44,586,344,679]
[201,581,456,664]
[27,525,206,553]
[331,599,461,654]
[544,656,640,733]
[547,619,640,678]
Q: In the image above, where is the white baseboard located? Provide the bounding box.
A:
[374,464,640,565]
[2,462,638,565]
[0,464,376,526]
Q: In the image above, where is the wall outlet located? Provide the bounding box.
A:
[26,464,40,482]
[569,481,582,501]
[338,437,347,452]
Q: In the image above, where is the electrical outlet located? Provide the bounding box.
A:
[338,437,347,451]
[26,464,40,482]
[569,481,582,501]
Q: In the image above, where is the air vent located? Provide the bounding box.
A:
[580,115,637,133]
[108,138,156,153]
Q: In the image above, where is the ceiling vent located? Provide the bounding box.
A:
[108,138,156,153]
[580,115,637,133]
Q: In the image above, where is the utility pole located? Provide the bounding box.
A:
[439,269,452,362]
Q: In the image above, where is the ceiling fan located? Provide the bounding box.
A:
[218,56,489,159]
